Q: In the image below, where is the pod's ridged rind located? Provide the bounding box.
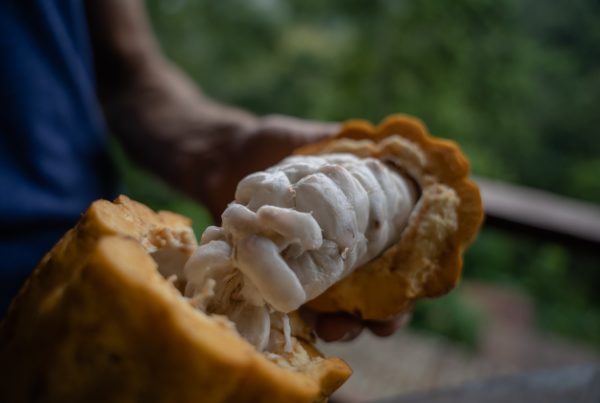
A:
[297,114,484,320]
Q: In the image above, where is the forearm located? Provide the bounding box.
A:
[96,60,258,196]
[86,0,259,204]
[86,0,255,125]
[86,0,338,216]
[86,0,163,94]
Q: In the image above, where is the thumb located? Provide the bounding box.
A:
[260,115,340,148]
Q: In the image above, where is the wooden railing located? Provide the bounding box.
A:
[476,177,600,250]
[367,180,600,403]
[378,363,600,403]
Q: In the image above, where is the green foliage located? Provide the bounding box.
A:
[110,140,212,236]
[464,228,600,346]
[411,289,485,351]
[115,0,600,347]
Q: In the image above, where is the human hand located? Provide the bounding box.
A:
[203,115,340,221]
[300,308,411,342]
[87,0,338,222]
[99,54,339,222]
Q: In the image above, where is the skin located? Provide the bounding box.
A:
[302,309,411,341]
[85,0,339,219]
[85,0,404,341]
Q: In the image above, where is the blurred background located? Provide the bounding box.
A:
[112,0,600,400]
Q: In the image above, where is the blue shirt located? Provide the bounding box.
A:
[0,1,117,311]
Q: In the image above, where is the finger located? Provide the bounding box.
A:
[260,115,340,147]
[297,306,318,328]
[314,312,364,342]
[366,313,411,337]
[366,321,397,337]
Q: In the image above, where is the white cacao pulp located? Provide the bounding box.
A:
[184,153,417,351]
